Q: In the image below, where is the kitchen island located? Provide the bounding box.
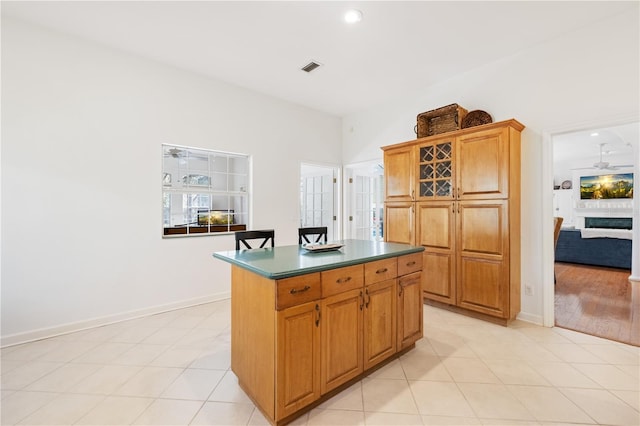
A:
[213,239,424,425]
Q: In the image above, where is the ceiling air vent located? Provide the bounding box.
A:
[301,61,322,73]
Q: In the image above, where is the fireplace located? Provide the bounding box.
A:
[584,217,632,229]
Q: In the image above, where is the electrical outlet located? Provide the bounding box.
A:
[524,284,533,296]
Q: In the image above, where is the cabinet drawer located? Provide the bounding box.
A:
[321,265,364,298]
[276,273,321,310]
[398,253,422,276]
[364,258,397,285]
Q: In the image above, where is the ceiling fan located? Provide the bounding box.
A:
[164,147,185,158]
[572,143,633,171]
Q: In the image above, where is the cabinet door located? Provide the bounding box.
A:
[553,189,574,226]
[384,202,414,245]
[363,279,397,370]
[456,200,509,318]
[384,145,415,202]
[397,272,423,350]
[276,301,321,419]
[417,137,455,201]
[456,126,510,200]
[320,288,364,394]
[416,201,456,303]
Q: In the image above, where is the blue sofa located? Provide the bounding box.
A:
[555,228,632,269]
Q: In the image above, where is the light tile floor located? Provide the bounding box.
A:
[1,300,639,425]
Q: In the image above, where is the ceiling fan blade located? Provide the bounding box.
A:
[601,164,634,171]
[164,147,185,158]
[571,164,634,171]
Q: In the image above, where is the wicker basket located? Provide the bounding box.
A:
[461,110,493,129]
[415,104,468,138]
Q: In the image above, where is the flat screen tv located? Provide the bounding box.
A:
[579,173,633,200]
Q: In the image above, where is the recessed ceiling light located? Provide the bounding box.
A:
[590,132,599,136]
[344,9,363,24]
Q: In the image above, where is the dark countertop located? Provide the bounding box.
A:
[213,239,424,279]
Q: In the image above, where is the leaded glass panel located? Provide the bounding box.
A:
[435,142,452,160]
[420,164,434,180]
[436,180,452,197]
[420,181,434,197]
[436,161,452,179]
[420,146,434,162]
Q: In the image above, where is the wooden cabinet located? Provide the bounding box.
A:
[362,256,398,369]
[384,202,414,245]
[384,144,415,202]
[276,301,320,417]
[415,125,510,201]
[363,279,397,369]
[383,119,524,323]
[395,253,423,350]
[416,201,456,304]
[320,288,364,394]
[457,200,510,317]
[397,271,423,349]
[416,136,455,200]
[456,125,511,200]
[230,249,423,425]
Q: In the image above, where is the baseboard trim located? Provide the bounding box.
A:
[516,311,544,326]
[1,292,231,348]
[423,298,511,326]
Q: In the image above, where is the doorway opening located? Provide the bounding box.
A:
[343,161,385,241]
[300,163,340,241]
[548,121,639,345]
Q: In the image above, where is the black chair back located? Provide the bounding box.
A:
[298,226,328,244]
[235,230,275,250]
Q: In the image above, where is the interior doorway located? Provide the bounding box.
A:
[343,160,385,241]
[546,121,639,343]
[300,163,340,241]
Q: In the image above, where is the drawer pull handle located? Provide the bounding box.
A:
[376,268,388,274]
[289,285,310,295]
[406,261,416,267]
[315,303,320,327]
[336,276,352,284]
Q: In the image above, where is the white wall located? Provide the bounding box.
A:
[1,18,342,345]
[342,9,639,324]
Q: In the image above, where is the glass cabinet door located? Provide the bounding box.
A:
[418,138,454,200]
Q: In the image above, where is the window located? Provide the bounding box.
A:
[162,144,250,237]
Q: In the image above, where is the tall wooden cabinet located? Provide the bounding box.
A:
[383,119,524,323]
[383,144,416,245]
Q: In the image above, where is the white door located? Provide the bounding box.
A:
[344,161,385,241]
[553,189,574,226]
[300,163,339,241]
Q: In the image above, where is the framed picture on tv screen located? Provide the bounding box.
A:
[579,173,633,200]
